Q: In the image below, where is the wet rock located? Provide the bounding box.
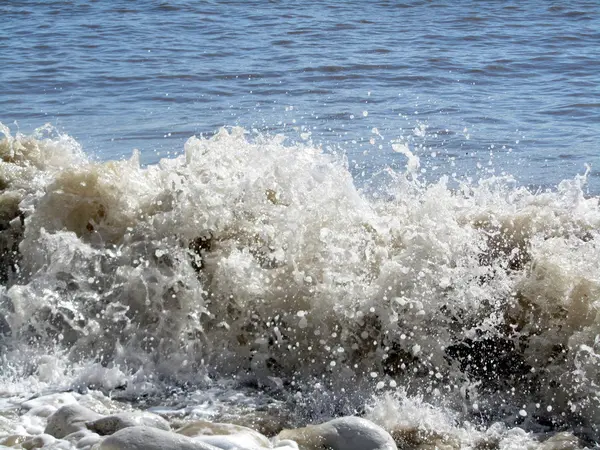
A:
[21,433,56,449]
[63,429,102,449]
[177,420,271,448]
[277,416,397,450]
[98,426,222,450]
[0,434,28,447]
[386,425,460,449]
[44,403,103,438]
[222,410,293,438]
[86,411,170,435]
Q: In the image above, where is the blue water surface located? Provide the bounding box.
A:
[1,0,599,192]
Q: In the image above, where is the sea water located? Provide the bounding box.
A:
[1,1,600,448]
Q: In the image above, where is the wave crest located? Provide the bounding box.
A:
[1,124,599,439]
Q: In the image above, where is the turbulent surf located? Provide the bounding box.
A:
[0,124,599,447]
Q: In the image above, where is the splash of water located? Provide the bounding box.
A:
[0,124,599,443]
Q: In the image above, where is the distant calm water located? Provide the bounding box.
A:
[1,0,599,192]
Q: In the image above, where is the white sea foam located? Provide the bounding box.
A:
[0,124,598,446]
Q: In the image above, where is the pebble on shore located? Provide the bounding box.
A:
[5,394,400,450]
[0,392,584,449]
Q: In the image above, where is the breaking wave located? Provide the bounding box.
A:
[0,123,599,443]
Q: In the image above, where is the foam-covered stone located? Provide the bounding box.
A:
[177,420,271,449]
[277,416,397,450]
[98,426,222,450]
[86,411,170,435]
[45,403,103,438]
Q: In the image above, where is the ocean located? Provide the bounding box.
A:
[1,1,600,448]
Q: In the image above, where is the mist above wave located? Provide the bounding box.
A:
[0,123,599,441]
